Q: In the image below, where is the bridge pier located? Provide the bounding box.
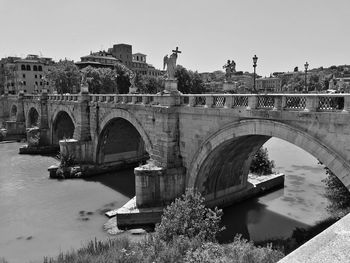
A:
[19,89,59,154]
[5,91,26,140]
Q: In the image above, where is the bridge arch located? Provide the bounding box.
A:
[52,110,75,145]
[187,119,350,199]
[96,109,152,165]
[26,107,40,128]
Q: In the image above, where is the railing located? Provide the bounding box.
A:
[9,92,350,113]
[179,93,349,112]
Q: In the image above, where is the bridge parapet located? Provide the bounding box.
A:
[48,94,79,102]
[88,93,180,107]
[179,93,350,113]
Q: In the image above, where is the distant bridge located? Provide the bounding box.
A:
[1,90,350,208]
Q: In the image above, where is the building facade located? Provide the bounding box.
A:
[256,77,282,93]
[0,55,53,94]
[108,44,133,68]
[108,43,163,77]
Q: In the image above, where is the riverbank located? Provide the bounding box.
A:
[40,189,285,263]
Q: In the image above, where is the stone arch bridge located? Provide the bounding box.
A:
[2,90,350,210]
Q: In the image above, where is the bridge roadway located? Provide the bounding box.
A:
[1,90,350,210]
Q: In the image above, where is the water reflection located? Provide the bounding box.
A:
[84,169,135,198]
[219,196,309,243]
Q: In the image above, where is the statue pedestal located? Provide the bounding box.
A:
[164,79,180,94]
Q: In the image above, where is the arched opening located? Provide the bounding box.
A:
[97,117,149,165]
[188,120,350,244]
[52,111,75,145]
[195,135,270,199]
[27,107,39,128]
[189,120,350,194]
[10,105,17,121]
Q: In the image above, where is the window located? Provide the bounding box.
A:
[35,81,38,86]
[40,82,42,86]
[38,65,42,71]
[33,65,37,71]
[23,81,26,86]
[21,65,26,70]
[40,75,42,79]
[35,75,37,78]
[22,74,26,78]
[26,65,31,71]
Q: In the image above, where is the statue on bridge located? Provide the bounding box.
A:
[80,73,93,94]
[163,47,181,80]
[223,59,236,80]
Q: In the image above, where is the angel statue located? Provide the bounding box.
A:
[163,47,181,80]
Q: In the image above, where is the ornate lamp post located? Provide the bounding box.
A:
[253,55,258,93]
[304,62,309,93]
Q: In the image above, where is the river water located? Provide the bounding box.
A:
[0,139,330,263]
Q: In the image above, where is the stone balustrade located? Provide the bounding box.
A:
[13,92,350,113]
[179,94,349,112]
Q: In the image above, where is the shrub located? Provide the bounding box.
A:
[223,235,284,263]
[250,147,275,175]
[322,166,350,214]
[155,188,224,243]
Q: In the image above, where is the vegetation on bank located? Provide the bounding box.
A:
[321,165,350,216]
[250,147,275,175]
[42,189,284,263]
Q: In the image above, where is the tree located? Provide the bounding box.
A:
[250,147,275,175]
[80,66,118,94]
[322,166,350,214]
[114,63,131,94]
[134,74,163,94]
[155,188,224,243]
[175,65,205,94]
[287,74,304,92]
[47,60,81,94]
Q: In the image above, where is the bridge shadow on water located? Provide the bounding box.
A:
[218,189,310,243]
[83,168,136,199]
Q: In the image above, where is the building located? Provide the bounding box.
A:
[108,44,133,68]
[108,43,163,77]
[132,53,163,77]
[256,77,282,93]
[0,55,54,94]
[75,50,120,69]
[0,56,20,94]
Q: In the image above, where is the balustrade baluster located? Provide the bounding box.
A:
[142,96,149,105]
[342,95,350,113]
[247,95,258,110]
[189,96,196,107]
[206,96,213,108]
[273,96,282,111]
[225,96,233,108]
[305,96,318,112]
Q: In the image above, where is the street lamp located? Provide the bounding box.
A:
[253,55,258,93]
[304,62,309,93]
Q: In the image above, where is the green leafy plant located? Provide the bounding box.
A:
[155,188,224,243]
[322,165,350,214]
[250,147,275,175]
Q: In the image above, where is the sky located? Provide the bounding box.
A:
[0,0,349,77]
